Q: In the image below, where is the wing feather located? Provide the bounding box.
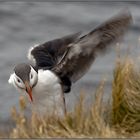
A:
[27,32,81,69]
[52,9,133,83]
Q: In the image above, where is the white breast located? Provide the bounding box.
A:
[31,70,65,117]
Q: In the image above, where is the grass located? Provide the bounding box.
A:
[112,55,140,136]
[9,80,116,138]
[1,53,140,138]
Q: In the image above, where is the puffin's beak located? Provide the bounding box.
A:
[25,81,33,102]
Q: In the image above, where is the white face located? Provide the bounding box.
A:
[29,66,38,88]
[8,65,38,91]
[8,72,25,90]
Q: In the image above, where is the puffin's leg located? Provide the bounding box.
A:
[60,76,72,93]
[62,91,67,116]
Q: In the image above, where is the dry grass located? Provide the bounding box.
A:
[112,55,140,136]
[9,80,117,138]
[1,54,140,138]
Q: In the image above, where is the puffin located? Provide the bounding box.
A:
[8,10,132,116]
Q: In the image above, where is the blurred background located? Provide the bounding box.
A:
[0,1,140,129]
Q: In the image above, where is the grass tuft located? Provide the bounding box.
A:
[112,56,140,135]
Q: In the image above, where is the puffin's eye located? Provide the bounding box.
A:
[30,74,33,79]
[17,79,20,83]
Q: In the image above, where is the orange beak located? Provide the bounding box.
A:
[25,81,33,102]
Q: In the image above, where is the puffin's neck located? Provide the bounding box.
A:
[31,69,65,116]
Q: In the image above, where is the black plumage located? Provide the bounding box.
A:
[14,63,31,82]
[29,9,132,93]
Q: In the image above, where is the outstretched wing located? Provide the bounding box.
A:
[27,32,81,70]
[52,9,132,83]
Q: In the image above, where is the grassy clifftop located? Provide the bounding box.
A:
[1,54,140,138]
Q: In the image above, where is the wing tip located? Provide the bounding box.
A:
[114,8,133,25]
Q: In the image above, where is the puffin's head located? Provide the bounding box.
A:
[8,63,38,102]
